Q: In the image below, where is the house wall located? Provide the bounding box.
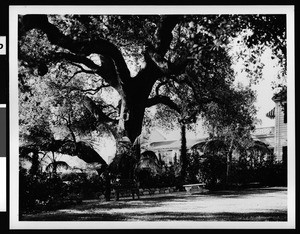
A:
[274,101,288,161]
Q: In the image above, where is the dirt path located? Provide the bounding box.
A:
[21,187,287,222]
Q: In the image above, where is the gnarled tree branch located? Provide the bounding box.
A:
[146,95,181,113]
[21,14,131,90]
[155,15,181,56]
[83,96,118,123]
[55,52,121,89]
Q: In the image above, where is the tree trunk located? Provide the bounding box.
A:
[226,139,234,186]
[125,104,146,143]
[180,123,188,185]
[117,97,127,133]
[122,57,162,143]
[103,169,111,201]
[29,151,40,175]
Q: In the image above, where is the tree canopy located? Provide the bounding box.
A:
[18,14,286,166]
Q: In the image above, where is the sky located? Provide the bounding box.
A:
[234,47,280,128]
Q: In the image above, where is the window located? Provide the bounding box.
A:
[282,146,288,186]
[283,103,287,123]
[282,146,287,166]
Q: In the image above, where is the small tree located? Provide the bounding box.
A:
[200,84,257,186]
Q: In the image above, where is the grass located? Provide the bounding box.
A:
[20,187,288,222]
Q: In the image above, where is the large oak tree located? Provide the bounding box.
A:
[18,14,286,188]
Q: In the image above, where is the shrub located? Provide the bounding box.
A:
[19,168,69,213]
[62,172,105,199]
[198,153,227,190]
[185,152,203,184]
[158,165,180,188]
[258,160,287,186]
[19,168,105,214]
[188,150,287,190]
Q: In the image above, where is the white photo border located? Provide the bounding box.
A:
[9,5,295,229]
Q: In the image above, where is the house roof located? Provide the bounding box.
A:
[148,129,167,142]
[272,87,287,102]
[149,138,205,150]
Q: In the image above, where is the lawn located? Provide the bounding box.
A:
[20,187,287,222]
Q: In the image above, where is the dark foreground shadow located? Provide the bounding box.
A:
[20,210,287,222]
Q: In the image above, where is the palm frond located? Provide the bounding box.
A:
[19,154,33,163]
[248,140,273,155]
[135,151,162,175]
[55,161,70,170]
[46,161,70,172]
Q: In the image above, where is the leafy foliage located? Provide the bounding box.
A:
[18,14,286,201]
[19,166,106,214]
[190,138,281,189]
[19,168,70,213]
[19,14,286,138]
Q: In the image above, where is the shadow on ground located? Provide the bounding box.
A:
[21,211,287,221]
[20,187,287,222]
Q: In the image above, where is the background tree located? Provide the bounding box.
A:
[202,85,258,185]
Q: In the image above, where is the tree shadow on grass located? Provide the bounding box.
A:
[20,212,128,221]
[70,195,181,210]
[19,195,181,218]
[130,211,287,221]
[20,210,287,222]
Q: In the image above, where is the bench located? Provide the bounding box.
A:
[113,179,140,201]
[183,183,207,194]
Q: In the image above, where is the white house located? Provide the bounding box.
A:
[266,88,287,163]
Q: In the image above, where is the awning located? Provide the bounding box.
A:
[266,107,275,119]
